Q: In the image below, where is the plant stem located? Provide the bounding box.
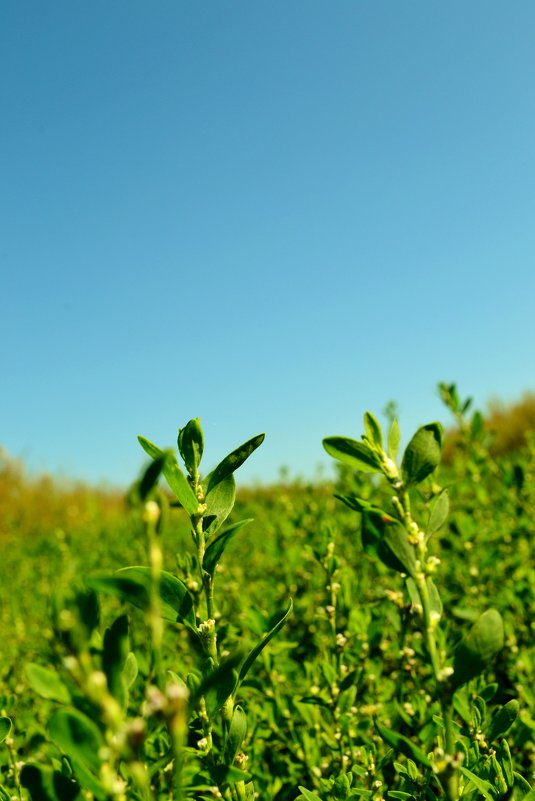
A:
[5,737,22,801]
[146,518,163,684]
[392,481,459,800]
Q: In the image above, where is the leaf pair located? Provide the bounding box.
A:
[138,437,198,516]
[324,419,443,486]
[138,429,265,522]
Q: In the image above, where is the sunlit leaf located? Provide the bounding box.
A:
[323,437,382,473]
[238,600,293,685]
[401,423,443,485]
[137,436,198,516]
[25,664,71,705]
[453,609,504,688]
[207,434,265,493]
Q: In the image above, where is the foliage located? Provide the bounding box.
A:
[0,385,534,801]
[441,384,535,460]
[485,392,535,456]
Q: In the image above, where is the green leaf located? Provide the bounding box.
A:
[375,722,432,768]
[361,512,417,578]
[334,495,385,516]
[138,455,166,502]
[120,567,196,629]
[298,788,324,801]
[471,410,484,437]
[87,574,147,611]
[203,474,236,536]
[339,668,360,693]
[480,683,499,702]
[297,696,332,709]
[74,589,100,637]
[406,577,420,609]
[49,709,103,776]
[513,774,534,799]
[238,600,293,685]
[453,689,472,726]
[203,519,253,574]
[363,412,383,449]
[53,589,99,648]
[195,658,239,717]
[487,700,520,742]
[427,578,443,621]
[20,764,80,801]
[459,767,494,801]
[224,705,247,765]
[498,739,514,788]
[427,489,449,535]
[64,760,105,800]
[0,718,12,743]
[207,434,265,493]
[387,419,401,460]
[137,436,198,516]
[123,652,138,690]
[137,434,166,461]
[323,437,382,473]
[178,418,204,475]
[25,664,71,705]
[163,458,199,516]
[453,609,504,688]
[87,567,196,630]
[102,615,129,709]
[406,577,441,620]
[401,423,443,485]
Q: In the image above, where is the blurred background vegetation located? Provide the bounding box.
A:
[1,389,534,798]
[3,391,534,538]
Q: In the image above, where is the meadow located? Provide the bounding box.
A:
[1,384,534,801]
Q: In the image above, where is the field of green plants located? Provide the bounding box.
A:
[1,384,534,801]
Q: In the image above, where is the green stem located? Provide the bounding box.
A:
[191,473,215,626]
[393,481,458,800]
[414,572,441,682]
[205,573,215,622]
[235,782,247,801]
[6,737,22,801]
[147,520,163,684]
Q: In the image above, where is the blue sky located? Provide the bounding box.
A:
[2,2,534,488]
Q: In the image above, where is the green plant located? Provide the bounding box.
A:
[1,387,533,801]
[311,411,521,801]
[16,420,292,801]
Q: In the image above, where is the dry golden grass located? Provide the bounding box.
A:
[485,392,535,455]
[0,448,125,538]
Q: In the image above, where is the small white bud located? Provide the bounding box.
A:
[143,501,160,524]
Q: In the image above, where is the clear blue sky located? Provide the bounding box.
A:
[2,2,534,488]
